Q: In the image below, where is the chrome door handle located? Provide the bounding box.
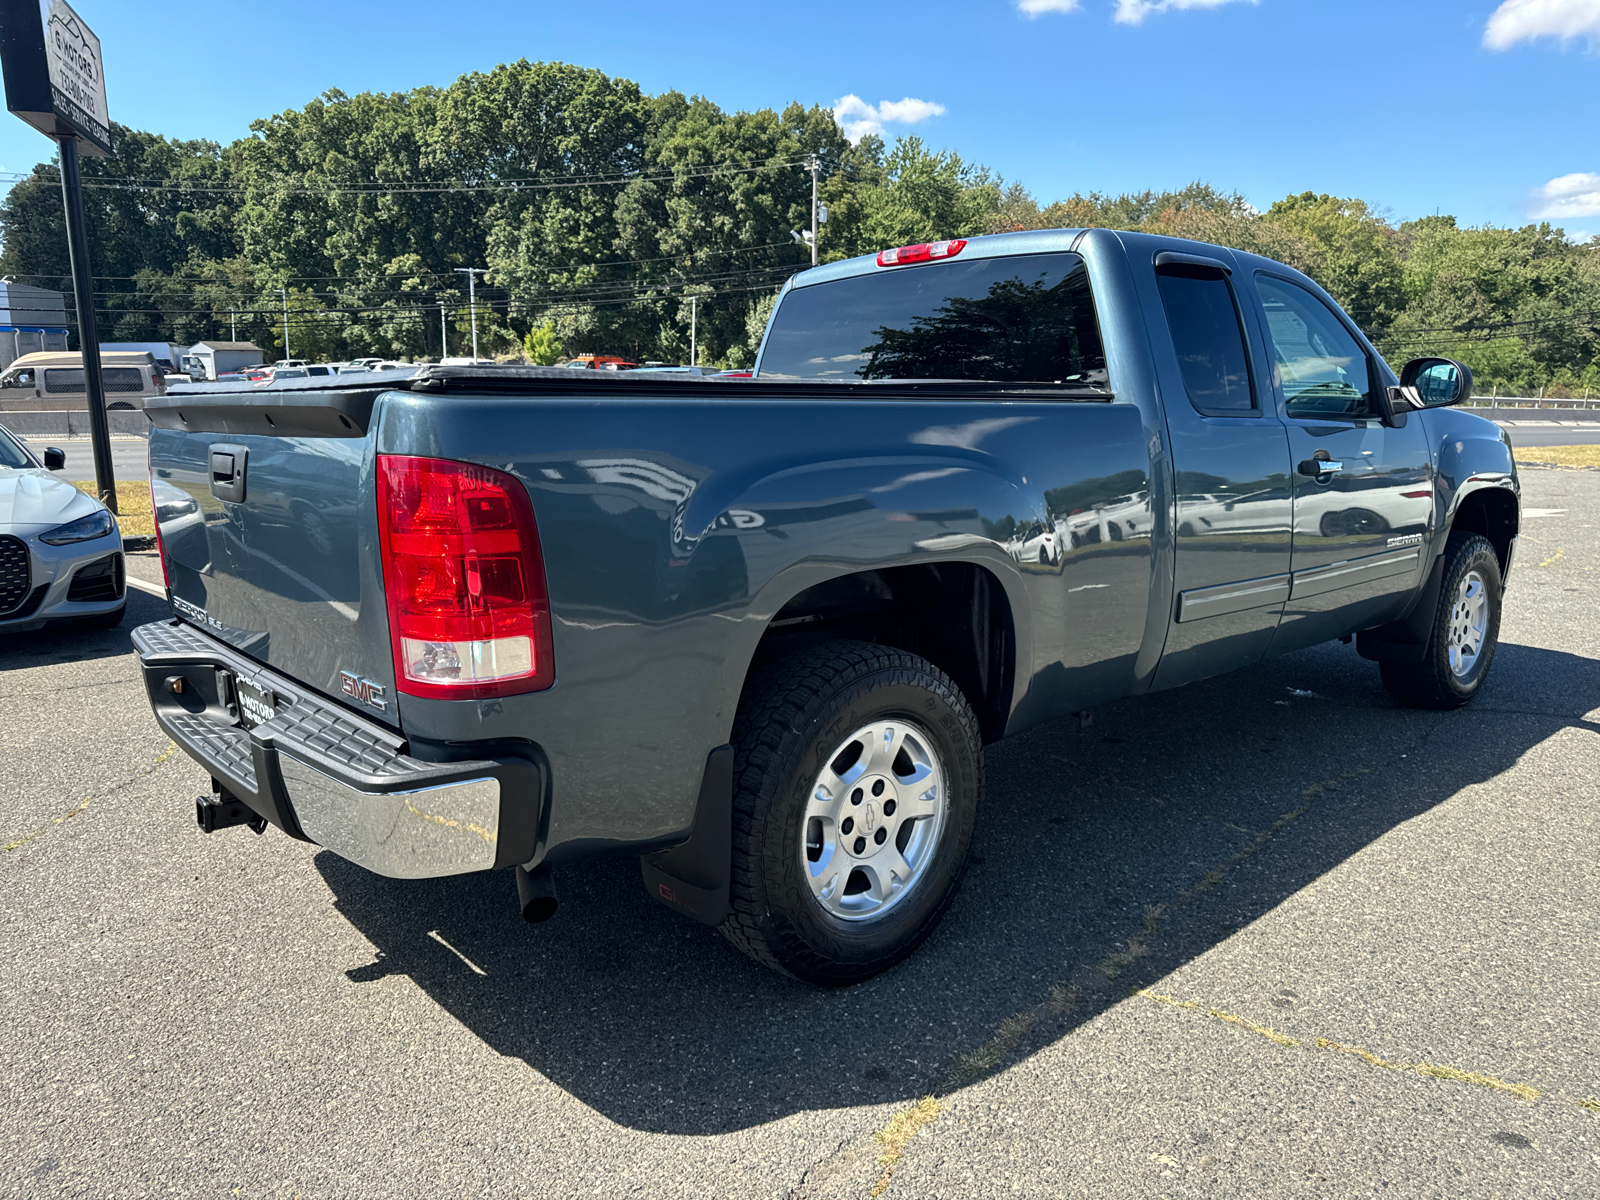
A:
[1297,458,1343,477]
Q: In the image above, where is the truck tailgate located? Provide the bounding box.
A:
[148,385,396,721]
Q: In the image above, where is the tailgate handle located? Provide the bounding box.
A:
[209,443,248,503]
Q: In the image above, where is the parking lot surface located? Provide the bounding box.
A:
[2,469,1597,1199]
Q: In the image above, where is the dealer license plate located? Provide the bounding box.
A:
[234,677,278,730]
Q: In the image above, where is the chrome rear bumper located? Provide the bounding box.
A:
[132,620,541,878]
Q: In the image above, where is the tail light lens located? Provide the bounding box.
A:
[376,455,555,700]
[876,239,967,267]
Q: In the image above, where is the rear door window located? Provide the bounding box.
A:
[1155,268,1255,415]
[759,252,1107,386]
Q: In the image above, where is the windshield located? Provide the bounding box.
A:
[0,426,34,469]
[758,252,1108,385]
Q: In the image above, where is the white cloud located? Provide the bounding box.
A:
[1017,0,1082,16]
[832,94,946,143]
[1114,0,1256,24]
[1484,0,1600,51]
[1530,171,1600,219]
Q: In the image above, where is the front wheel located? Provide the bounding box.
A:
[720,640,982,985]
[1379,532,1502,710]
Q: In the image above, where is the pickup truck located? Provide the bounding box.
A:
[134,228,1519,985]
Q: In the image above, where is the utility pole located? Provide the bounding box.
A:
[230,306,237,342]
[455,267,487,360]
[280,287,290,361]
[689,295,698,367]
[790,155,825,265]
[809,154,819,267]
[439,301,447,359]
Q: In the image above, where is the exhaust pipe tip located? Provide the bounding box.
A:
[515,863,559,923]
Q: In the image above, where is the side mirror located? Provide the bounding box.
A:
[43,446,65,470]
[1399,357,1472,409]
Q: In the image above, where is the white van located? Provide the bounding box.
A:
[0,351,167,412]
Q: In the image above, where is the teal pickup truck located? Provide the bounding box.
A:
[133,227,1517,984]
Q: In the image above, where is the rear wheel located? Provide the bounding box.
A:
[1379,532,1502,710]
[720,639,982,985]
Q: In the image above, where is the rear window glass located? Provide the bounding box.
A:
[1155,271,1255,414]
[759,252,1107,385]
[44,367,145,393]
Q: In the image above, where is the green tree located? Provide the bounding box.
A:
[861,136,1000,249]
[523,321,563,364]
[1262,192,1405,329]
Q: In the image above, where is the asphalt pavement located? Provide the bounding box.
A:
[2,470,1598,1198]
[19,435,150,481]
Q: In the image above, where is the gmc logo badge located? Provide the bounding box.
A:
[339,671,387,712]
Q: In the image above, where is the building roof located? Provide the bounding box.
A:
[191,341,264,353]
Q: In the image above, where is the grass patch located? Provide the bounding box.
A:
[1315,1038,1539,1102]
[945,1012,1035,1089]
[71,480,153,538]
[870,1096,941,1197]
[1137,990,1300,1048]
[1515,444,1600,469]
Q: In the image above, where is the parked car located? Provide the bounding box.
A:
[0,351,167,411]
[0,422,125,632]
[133,228,1517,985]
[1006,518,1059,565]
[563,355,637,370]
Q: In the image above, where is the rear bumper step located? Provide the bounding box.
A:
[133,620,541,878]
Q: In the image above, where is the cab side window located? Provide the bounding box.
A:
[1155,265,1255,415]
[1256,275,1376,419]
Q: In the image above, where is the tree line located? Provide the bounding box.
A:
[1,58,1595,391]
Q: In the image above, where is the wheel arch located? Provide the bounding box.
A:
[740,561,1019,745]
[1448,485,1519,576]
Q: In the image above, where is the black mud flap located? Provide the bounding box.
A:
[1357,549,1447,663]
[640,745,733,927]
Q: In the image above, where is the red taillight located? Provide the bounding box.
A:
[376,455,555,700]
[876,239,967,267]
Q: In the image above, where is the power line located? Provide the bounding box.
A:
[0,240,805,289]
[0,156,822,197]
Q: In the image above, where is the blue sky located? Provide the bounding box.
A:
[4,0,1597,235]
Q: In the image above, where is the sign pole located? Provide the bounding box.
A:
[56,132,115,513]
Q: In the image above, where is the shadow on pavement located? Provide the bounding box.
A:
[315,637,1600,1135]
[0,587,169,669]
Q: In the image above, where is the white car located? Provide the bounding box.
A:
[0,423,126,633]
[1006,518,1059,565]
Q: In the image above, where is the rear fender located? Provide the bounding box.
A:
[704,456,1036,726]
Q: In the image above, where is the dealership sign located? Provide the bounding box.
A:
[0,0,110,156]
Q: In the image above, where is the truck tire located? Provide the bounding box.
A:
[720,639,982,985]
[1379,532,1502,710]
